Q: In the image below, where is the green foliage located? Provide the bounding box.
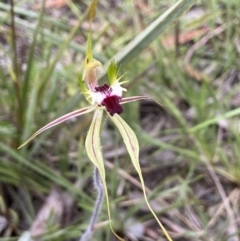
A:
[1,0,240,240]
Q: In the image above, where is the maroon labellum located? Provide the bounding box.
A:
[95,84,123,116]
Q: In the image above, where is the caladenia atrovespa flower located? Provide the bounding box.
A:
[18,61,172,241]
[18,1,173,240]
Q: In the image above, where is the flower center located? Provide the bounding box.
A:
[95,84,123,116]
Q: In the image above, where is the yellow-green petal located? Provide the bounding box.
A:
[109,113,173,241]
[85,109,124,241]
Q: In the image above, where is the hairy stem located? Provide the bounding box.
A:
[79,167,104,241]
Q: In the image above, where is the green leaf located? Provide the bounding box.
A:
[18,106,96,149]
[0,11,106,62]
[21,70,39,144]
[85,109,124,241]
[188,107,240,133]
[101,0,196,75]
[109,113,173,241]
[21,0,45,111]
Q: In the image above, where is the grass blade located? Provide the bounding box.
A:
[111,0,196,65]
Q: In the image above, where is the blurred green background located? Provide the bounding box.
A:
[1,0,240,240]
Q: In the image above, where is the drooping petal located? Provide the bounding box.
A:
[109,113,173,241]
[85,109,124,241]
[85,109,105,177]
[18,106,96,149]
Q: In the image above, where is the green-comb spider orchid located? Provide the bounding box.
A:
[18,61,148,150]
[18,1,173,240]
[18,60,172,241]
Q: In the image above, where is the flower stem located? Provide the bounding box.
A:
[79,167,104,241]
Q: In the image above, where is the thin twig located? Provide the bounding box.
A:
[79,167,104,241]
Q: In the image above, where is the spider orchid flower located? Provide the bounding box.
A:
[18,60,149,150]
[18,6,172,240]
[18,59,172,241]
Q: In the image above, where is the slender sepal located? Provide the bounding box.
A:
[109,113,173,241]
[85,109,105,176]
[18,106,96,149]
[85,109,124,241]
